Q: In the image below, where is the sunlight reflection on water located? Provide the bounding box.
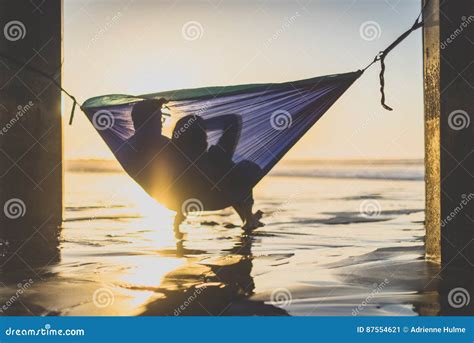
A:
[0,162,447,316]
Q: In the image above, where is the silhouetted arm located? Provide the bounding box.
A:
[205,114,242,157]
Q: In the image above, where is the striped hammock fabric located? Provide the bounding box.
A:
[82,71,361,210]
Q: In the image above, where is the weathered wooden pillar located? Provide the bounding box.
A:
[423,0,473,268]
[423,0,441,263]
[0,0,63,269]
[424,0,473,314]
[421,0,474,316]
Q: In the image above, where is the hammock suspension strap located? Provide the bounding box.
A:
[361,0,429,110]
[0,1,430,122]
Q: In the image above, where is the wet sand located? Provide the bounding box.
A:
[0,160,462,316]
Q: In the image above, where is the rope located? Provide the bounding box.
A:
[0,0,431,123]
[0,51,82,125]
[361,0,429,110]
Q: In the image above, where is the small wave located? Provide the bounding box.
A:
[269,169,423,181]
[65,205,126,211]
[64,214,141,222]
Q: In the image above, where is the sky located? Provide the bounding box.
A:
[64,0,424,160]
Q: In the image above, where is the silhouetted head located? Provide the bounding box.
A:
[172,115,207,159]
[131,99,166,134]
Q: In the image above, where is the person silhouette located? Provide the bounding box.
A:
[129,99,264,231]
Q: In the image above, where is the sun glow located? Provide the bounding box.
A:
[123,178,176,224]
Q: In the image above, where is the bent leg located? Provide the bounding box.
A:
[232,191,264,231]
[233,194,253,223]
[173,212,186,239]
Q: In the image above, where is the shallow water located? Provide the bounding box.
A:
[0,160,450,316]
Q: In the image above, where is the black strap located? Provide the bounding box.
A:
[361,0,429,111]
[0,51,81,124]
[380,20,424,111]
[0,0,431,122]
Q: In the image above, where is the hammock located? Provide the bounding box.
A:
[81,71,361,210]
[0,0,426,212]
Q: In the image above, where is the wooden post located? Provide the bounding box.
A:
[424,0,473,314]
[0,0,63,269]
[423,0,442,263]
[423,0,474,268]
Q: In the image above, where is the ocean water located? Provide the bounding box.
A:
[1,160,446,316]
